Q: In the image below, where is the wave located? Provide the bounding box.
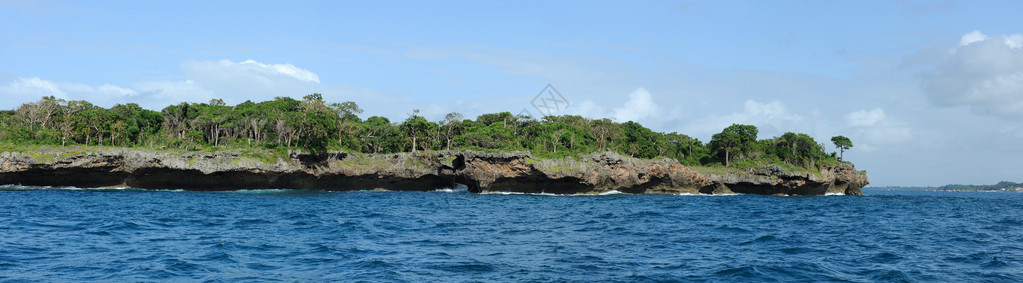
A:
[0,184,843,197]
[0,184,150,192]
[0,184,40,191]
[221,189,298,194]
[480,191,564,196]
[431,184,469,193]
[481,190,629,197]
[0,185,305,194]
[678,192,742,196]
[431,188,458,193]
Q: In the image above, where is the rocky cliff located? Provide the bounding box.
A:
[0,147,869,195]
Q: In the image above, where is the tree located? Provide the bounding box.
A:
[776,132,821,168]
[0,95,857,172]
[831,135,853,161]
[440,112,463,150]
[709,124,758,166]
[20,96,60,131]
[400,109,436,153]
[330,101,363,149]
[662,132,694,162]
[549,127,567,154]
[363,116,400,153]
[476,112,514,128]
[262,97,301,147]
[618,121,658,158]
[590,118,618,151]
[57,100,92,146]
[297,94,337,149]
[80,106,110,145]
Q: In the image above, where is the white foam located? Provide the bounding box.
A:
[678,193,741,196]
[480,191,562,196]
[229,189,296,194]
[430,184,468,193]
[481,191,529,195]
[824,192,846,196]
[0,184,35,191]
[481,191,625,197]
[98,187,137,191]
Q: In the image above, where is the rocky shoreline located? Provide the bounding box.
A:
[0,147,869,195]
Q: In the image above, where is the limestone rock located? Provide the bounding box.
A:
[0,147,869,195]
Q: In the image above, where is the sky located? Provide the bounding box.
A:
[1,0,1022,186]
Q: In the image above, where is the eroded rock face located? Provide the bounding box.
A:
[453,151,869,195]
[0,148,869,195]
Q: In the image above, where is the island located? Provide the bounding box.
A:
[933,182,1023,192]
[0,95,869,195]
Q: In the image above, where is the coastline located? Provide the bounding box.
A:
[0,146,869,195]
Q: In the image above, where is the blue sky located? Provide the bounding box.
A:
[2,0,1023,186]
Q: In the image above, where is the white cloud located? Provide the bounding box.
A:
[59,82,137,98]
[839,107,911,151]
[132,80,216,109]
[956,30,1021,51]
[958,30,988,48]
[0,77,148,109]
[613,87,659,122]
[844,108,886,127]
[2,76,65,97]
[925,31,1023,120]
[237,59,320,83]
[0,59,334,110]
[1005,34,1023,49]
[683,99,806,139]
[0,77,63,109]
[0,76,217,110]
[742,100,792,120]
[180,59,327,105]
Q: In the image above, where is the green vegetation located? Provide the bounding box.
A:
[831,135,853,161]
[0,95,849,171]
[708,124,757,166]
[935,181,1023,192]
[869,182,1023,192]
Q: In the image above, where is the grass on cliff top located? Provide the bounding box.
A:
[1,142,839,178]
[237,148,291,165]
[335,154,392,170]
[0,142,295,165]
[329,152,438,171]
[687,156,825,177]
[0,143,102,163]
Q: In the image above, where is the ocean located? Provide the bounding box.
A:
[1,186,1021,282]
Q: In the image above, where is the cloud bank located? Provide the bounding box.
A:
[0,59,326,110]
[924,30,1023,120]
[844,108,886,127]
[613,88,659,122]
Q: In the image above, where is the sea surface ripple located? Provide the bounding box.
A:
[1,186,1021,282]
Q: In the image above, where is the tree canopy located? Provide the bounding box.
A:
[0,96,848,171]
[709,124,758,166]
[831,135,853,161]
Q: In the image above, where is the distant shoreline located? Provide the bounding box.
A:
[867,182,1023,193]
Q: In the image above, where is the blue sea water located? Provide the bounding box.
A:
[1,186,1021,282]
